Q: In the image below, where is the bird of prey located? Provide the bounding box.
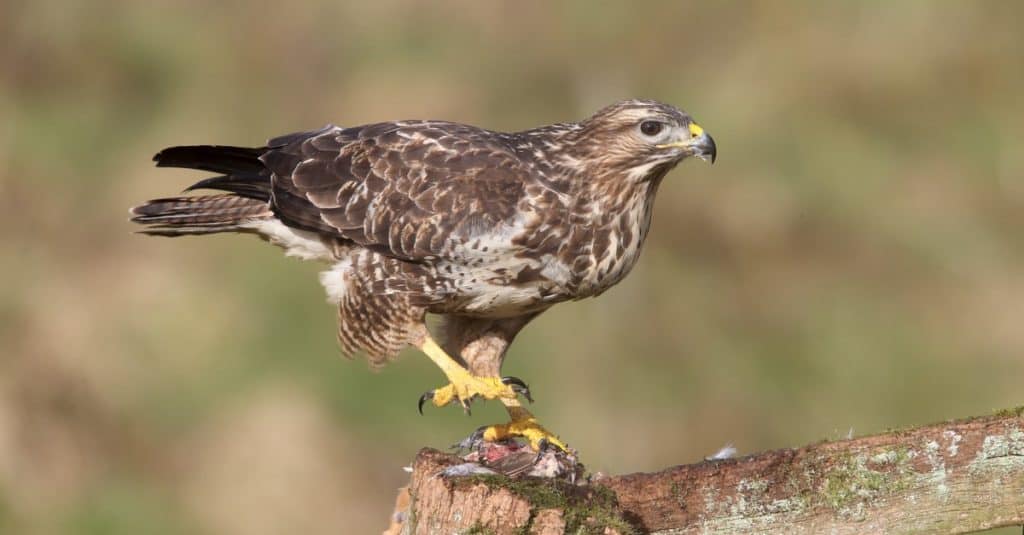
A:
[131,99,716,451]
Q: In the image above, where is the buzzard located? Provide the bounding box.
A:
[131,99,716,451]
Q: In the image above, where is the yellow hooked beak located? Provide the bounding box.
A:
[657,122,717,163]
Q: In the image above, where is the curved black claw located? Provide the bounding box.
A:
[418,391,434,415]
[502,376,533,403]
[452,426,488,451]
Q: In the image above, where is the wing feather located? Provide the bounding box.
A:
[263,122,527,262]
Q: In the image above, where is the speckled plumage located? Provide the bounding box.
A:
[132,99,714,371]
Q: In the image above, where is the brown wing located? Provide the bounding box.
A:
[260,121,528,262]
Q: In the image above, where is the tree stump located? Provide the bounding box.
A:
[388,410,1024,534]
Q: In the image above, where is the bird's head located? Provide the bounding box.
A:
[573,99,716,183]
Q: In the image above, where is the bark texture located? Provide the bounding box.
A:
[388,410,1024,534]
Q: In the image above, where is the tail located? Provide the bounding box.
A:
[131,145,274,236]
[131,194,272,236]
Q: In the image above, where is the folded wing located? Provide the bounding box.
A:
[262,121,529,263]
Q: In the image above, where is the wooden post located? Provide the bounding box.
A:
[388,410,1024,534]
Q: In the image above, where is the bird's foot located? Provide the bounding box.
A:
[478,409,569,452]
[418,372,532,414]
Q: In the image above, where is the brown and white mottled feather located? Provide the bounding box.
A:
[131,99,709,369]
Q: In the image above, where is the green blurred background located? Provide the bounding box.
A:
[3,1,1023,533]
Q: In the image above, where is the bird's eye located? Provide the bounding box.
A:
[639,120,664,137]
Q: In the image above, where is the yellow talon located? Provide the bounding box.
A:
[428,373,518,408]
[481,403,568,452]
[413,329,565,452]
[415,333,525,413]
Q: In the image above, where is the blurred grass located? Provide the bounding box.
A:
[2,1,1023,533]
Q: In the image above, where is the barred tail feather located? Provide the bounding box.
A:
[130,194,272,236]
[133,143,276,235]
